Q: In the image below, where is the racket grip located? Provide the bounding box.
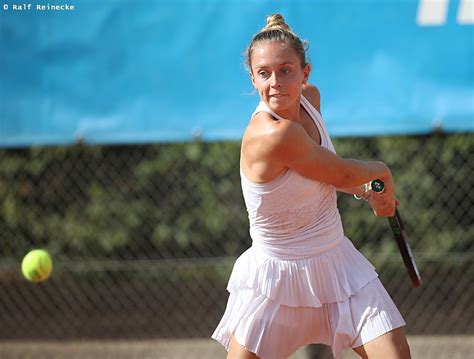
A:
[371,178,402,234]
[370,179,397,219]
[371,180,422,288]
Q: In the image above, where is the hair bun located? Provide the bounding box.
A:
[264,13,291,32]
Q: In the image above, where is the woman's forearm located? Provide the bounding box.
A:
[337,185,365,197]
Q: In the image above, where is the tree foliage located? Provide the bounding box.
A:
[1,134,472,269]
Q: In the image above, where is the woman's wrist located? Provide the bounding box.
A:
[353,162,391,202]
[353,182,371,201]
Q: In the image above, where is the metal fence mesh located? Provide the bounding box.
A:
[0,134,473,357]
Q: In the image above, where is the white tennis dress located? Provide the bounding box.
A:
[212,95,405,358]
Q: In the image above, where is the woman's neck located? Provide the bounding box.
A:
[272,97,301,121]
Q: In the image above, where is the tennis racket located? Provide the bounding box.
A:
[370,179,422,288]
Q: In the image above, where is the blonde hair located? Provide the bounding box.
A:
[263,13,291,32]
[246,14,308,70]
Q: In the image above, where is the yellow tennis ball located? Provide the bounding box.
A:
[21,249,53,282]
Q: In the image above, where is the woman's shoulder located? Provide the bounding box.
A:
[246,111,298,141]
[241,112,297,182]
[242,112,302,159]
[302,83,321,112]
[302,83,320,98]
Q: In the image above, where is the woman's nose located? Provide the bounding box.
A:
[270,72,281,87]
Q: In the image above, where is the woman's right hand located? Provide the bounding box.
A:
[368,163,397,217]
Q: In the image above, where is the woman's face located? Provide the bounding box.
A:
[250,41,310,116]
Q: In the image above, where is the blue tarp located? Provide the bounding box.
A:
[1,0,473,147]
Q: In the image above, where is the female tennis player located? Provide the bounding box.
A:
[212,14,410,359]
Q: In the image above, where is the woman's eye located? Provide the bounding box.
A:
[281,68,291,74]
[258,71,269,78]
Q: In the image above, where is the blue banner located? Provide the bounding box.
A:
[0,0,473,147]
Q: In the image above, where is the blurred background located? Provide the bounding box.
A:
[1,0,473,358]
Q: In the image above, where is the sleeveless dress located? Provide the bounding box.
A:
[212,95,405,358]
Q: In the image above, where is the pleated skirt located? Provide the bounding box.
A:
[211,238,406,358]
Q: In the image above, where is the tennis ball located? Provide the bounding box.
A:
[21,249,53,282]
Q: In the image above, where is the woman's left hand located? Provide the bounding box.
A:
[368,191,400,217]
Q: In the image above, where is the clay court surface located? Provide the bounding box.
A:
[1,335,472,358]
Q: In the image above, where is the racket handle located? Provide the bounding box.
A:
[370,178,401,235]
[371,179,422,288]
[370,179,396,219]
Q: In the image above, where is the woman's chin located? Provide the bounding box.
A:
[267,96,286,106]
[267,96,292,114]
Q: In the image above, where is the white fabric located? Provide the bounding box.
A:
[227,238,378,308]
[241,167,345,261]
[241,96,343,262]
[213,278,406,359]
[212,96,405,357]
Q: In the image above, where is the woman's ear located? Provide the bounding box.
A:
[303,64,311,84]
[249,71,256,89]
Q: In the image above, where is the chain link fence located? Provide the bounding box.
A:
[0,134,473,357]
